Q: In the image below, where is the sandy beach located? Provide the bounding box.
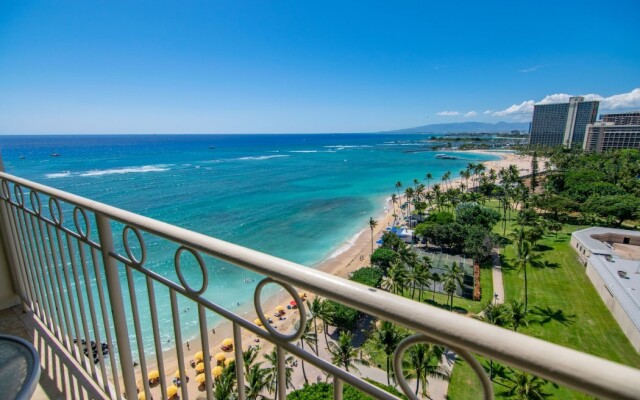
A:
[133,150,538,400]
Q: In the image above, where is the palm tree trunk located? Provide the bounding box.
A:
[300,340,309,384]
[313,318,319,354]
[524,263,528,312]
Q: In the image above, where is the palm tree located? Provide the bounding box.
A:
[245,363,269,400]
[516,241,535,311]
[425,172,433,191]
[214,364,237,400]
[295,320,318,384]
[327,331,368,373]
[395,181,403,199]
[402,343,449,397]
[388,260,408,295]
[264,348,295,399]
[506,300,528,332]
[504,369,553,399]
[243,346,260,376]
[371,321,404,385]
[441,171,450,190]
[369,217,378,253]
[405,187,415,219]
[307,297,324,354]
[442,262,464,310]
[391,193,398,215]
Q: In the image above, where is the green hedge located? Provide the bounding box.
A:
[350,267,383,288]
[287,380,407,400]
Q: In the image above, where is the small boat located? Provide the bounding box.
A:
[208,146,216,150]
[19,155,25,159]
[50,153,61,157]
[435,153,457,160]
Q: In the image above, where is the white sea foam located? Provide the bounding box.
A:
[236,155,290,161]
[289,150,318,153]
[329,229,365,259]
[79,165,170,177]
[45,171,72,179]
[323,145,372,149]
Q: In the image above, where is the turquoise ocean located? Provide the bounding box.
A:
[1,134,498,356]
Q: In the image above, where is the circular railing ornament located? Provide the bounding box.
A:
[49,198,64,226]
[253,277,307,343]
[0,179,9,200]
[174,246,208,296]
[73,207,91,240]
[13,184,25,208]
[122,225,147,267]
[29,190,42,215]
[393,333,493,400]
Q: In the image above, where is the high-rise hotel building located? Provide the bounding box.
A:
[583,111,640,153]
[529,96,599,147]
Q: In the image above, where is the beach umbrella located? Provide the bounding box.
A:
[212,366,224,377]
[138,393,146,400]
[224,358,234,367]
[254,318,263,326]
[196,373,206,384]
[167,384,179,398]
[275,305,284,312]
[148,370,160,380]
[215,352,226,362]
[298,292,306,298]
[194,351,204,361]
[222,338,233,346]
[289,300,297,306]
[196,362,205,373]
[174,369,181,379]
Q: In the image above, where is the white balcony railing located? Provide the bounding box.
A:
[0,170,639,400]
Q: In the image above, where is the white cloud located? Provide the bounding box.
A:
[437,111,460,116]
[519,65,544,73]
[600,88,640,109]
[491,88,640,119]
[464,111,478,118]
[492,100,535,118]
[483,110,492,115]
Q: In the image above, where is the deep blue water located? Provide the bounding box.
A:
[0,134,498,354]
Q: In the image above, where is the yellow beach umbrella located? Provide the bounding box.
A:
[167,384,179,398]
[196,362,205,373]
[196,373,206,384]
[224,358,234,367]
[174,369,181,379]
[148,370,160,380]
[215,352,226,362]
[254,318,263,326]
[275,305,284,312]
[194,351,204,361]
[222,338,233,346]
[138,393,146,400]
[298,292,306,298]
[212,366,224,377]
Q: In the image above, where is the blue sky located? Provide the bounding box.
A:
[1,1,639,134]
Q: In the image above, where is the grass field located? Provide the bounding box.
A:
[447,216,640,399]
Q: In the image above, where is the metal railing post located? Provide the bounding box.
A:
[95,213,137,399]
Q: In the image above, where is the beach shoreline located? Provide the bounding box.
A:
[134,149,536,398]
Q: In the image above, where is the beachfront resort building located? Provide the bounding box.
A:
[529,96,599,147]
[1,163,639,398]
[583,111,640,153]
[571,227,640,351]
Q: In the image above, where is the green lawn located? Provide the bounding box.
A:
[447,222,640,399]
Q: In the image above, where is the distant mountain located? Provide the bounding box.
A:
[384,121,530,134]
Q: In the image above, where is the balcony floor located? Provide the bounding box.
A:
[0,305,108,400]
